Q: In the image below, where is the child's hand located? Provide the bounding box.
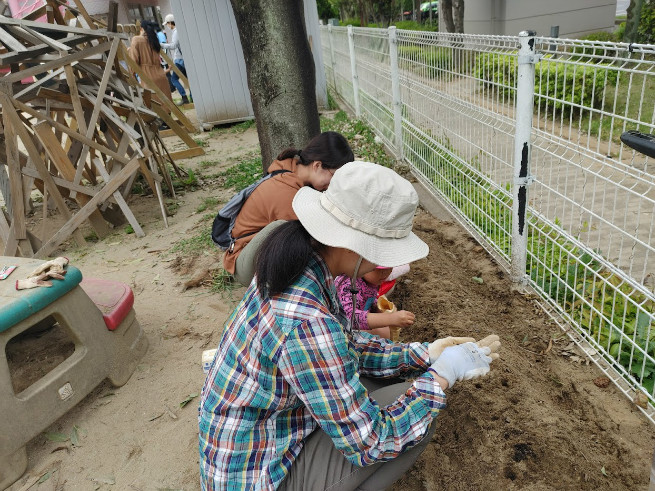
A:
[391,310,415,327]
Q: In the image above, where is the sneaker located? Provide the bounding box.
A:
[176,95,189,106]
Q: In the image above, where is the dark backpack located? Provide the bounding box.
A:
[211,169,290,251]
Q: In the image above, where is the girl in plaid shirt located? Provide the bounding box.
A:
[199,162,501,490]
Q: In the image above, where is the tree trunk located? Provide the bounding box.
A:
[413,0,419,22]
[453,0,464,33]
[230,0,320,172]
[441,0,455,32]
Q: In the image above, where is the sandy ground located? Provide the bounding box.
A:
[4,123,655,490]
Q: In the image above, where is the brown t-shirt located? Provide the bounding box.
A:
[222,158,303,274]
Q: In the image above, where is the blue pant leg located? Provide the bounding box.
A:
[170,61,186,97]
[174,60,190,100]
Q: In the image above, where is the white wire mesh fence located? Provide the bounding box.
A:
[320,25,655,421]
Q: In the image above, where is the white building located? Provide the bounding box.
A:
[457,0,617,38]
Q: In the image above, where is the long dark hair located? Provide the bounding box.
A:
[255,221,323,296]
[140,20,161,53]
[277,131,354,171]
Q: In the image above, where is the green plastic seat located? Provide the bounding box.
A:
[0,265,82,332]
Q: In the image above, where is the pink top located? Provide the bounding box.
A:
[335,276,379,330]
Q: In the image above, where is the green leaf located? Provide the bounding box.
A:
[70,426,79,446]
[472,276,484,284]
[180,393,199,408]
[601,466,607,477]
[38,470,53,484]
[636,311,652,342]
[44,432,69,442]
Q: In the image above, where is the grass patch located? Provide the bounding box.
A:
[320,110,394,167]
[209,119,256,137]
[218,156,263,191]
[171,228,214,255]
[210,268,238,296]
[194,138,209,148]
[171,168,199,191]
[198,159,221,169]
[197,197,220,213]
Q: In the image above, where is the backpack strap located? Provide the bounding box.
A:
[228,169,292,251]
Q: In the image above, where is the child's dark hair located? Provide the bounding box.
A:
[140,20,161,53]
[255,221,323,296]
[277,131,354,170]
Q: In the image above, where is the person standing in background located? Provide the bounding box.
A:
[162,14,191,106]
[155,23,176,95]
[128,20,172,104]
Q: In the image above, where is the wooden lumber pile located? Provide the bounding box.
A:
[0,0,204,258]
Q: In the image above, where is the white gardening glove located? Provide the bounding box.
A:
[429,341,499,388]
[428,336,476,364]
[28,257,69,277]
[476,334,501,358]
[16,271,66,290]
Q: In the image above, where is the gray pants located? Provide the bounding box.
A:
[279,377,437,491]
[233,220,286,286]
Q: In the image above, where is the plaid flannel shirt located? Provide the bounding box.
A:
[198,254,447,490]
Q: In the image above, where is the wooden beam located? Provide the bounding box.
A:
[2,99,26,240]
[169,147,206,160]
[20,165,97,197]
[0,33,97,65]
[0,25,27,52]
[2,40,112,83]
[92,157,144,237]
[35,153,149,257]
[12,98,132,165]
[0,95,87,248]
[33,122,111,238]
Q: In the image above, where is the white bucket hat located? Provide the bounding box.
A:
[292,161,428,267]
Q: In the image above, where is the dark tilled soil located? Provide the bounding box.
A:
[391,210,654,490]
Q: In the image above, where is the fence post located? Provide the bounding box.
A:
[327,24,337,92]
[510,30,538,285]
[388,26,403,160]
[347,25,361,118]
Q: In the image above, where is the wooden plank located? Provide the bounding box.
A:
[3,40,112,83]
[34,153,148,257]
[63,61,88,136]
[0,16,114,37]
[169,147,206,160]
[4,25,42,46]
[0,95,87,249]
[0,192,11,243]
[92,158,144,237]
[71,37,121,196]
[151,103,201,150]
[0,33,99,65]
[20,165,97,196]
[2,100,26,240]
[12,99,132,165]
[0,25,27,52]
[21,25,70,52]
[33,122,111,237]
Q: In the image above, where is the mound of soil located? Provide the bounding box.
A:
[391,210,654,490]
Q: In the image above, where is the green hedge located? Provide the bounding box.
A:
[404,131,654,396]
[398,45,452,78]
[475,54,618,113]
